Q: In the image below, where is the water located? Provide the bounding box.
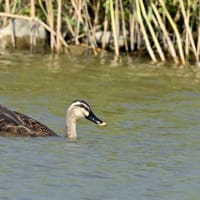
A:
[0,51,200,199]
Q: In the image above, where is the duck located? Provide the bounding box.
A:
[0,100,106,138]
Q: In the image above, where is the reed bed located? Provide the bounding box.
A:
[0,0,199,65]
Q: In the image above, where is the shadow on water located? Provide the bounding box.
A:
[0,52,200,199]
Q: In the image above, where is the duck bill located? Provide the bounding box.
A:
[86,111,107,126]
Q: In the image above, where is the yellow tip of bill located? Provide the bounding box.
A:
[98,121,107,126]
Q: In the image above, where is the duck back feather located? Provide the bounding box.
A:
[0,105,57,137]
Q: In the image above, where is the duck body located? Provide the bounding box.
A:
[0,105,57,137]
[0,100,106,138]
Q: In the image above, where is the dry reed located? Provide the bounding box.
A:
[0,0,199,64]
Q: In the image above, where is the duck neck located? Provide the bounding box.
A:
[65,114,77,139]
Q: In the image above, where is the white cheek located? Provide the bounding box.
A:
[83,109,89,117]
[74,109,89,118]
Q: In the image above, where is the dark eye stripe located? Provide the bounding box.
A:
[76,104,90,112]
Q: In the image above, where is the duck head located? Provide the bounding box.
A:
[66,100,106,139]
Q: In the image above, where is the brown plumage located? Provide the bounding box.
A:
[0,105,57,137]
[0,100,106,138]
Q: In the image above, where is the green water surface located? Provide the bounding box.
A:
[0,52,200,200]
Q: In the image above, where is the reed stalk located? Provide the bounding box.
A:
[115,0,119,39]
[56,0,62,53]
[0,12,68,49]
[38,0,48,18]
[151,2,179,64]
[83,1,97,54]
[5,0,16,49]
[30,0,35,20]
[45,0,56,51]
[102,1,109,50]
[110,0,119,56]
[158,0,185,64]
[94,0,100,31]
[129,6,135,51]
[139,0,165,62]
[119,0,128,52]
[135,0,157,62]
[4,0,10,25]
[71,0,82,45]
[184,1,190,58]
[30,0,36,51]
[92,0,100,52]
[180,0,198,62]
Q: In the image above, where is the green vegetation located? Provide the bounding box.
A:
[0,0,199,65]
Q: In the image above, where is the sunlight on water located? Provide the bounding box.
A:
[0,52,200,199]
